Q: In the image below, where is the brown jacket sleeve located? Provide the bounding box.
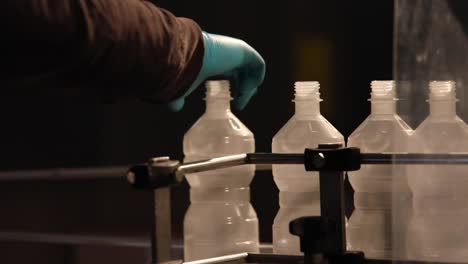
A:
[1,0,204,102]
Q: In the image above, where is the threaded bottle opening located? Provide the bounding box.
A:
[370,80,395,100]
[429,80,456,101]
[205,80,232,99]
[294,81,321,100]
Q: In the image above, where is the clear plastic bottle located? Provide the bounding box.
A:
[346,81,413,259]
[183,80,259,261]
[272,81,345,255]
[407,81,468,262]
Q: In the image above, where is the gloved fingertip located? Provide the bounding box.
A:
[167,98,185,112]
[233,88,258,111]
[233,99,246,111]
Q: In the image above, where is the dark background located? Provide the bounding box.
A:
[0,0,393,263]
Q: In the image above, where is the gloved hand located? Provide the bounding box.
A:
[168,32,266,111]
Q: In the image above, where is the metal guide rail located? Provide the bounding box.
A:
[128,145,468,264]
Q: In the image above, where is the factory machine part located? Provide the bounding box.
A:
[127,1,468,263]
[128,145,468,264]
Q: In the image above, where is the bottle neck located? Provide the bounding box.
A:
[370,100,396,116]
[429,100,456,117]
[294,99,320,116]
[205,98,231,116]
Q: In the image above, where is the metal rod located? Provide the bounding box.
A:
[183,252,248,264]
[175,153,304,177]
[175,154,248,178]
[0,166,128,182]
[154,188,172,263]
[176,153,468,179]
[0,231,149,247]
[362,153,468,164]
[5,153,468,183]
[318,144,346,255]
[246,153,304,164]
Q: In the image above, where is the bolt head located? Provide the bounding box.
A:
[150,156,170,164]
[312,153,326,168]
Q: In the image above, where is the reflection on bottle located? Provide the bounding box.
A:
[347,81,412,260]
[408,81,468,262]
[272,81,344,255]
[183,80,259,261]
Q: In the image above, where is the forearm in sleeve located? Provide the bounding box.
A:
[2,0,204,102]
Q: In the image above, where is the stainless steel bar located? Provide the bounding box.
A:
[175,153,305,178]
[246,153,304,164]
[0,166,128,182]
[362,153,468,164]
[5,153,468,183]
[176,152,468,176]
[154,187,172,263]
[318,144,346,256]
[134,151,468,190]
[183,253,248,264]
[0,231,150,247]
[175,154,248,178]
[320,169,346,254]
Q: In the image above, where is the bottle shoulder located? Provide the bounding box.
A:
[272,115,344,152]
[415,115,468,135]
[410,116,468,151]
[183,113,255,156]
[348,115,413,147]
[185,113,253,138]
[347,115,413,152]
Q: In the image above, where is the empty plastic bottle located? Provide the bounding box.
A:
[347,81,413,259]
[407,81,468,262]
[183,80,259,261]
[272,81,345,255]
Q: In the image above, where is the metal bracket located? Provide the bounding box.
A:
[128,148,468,263]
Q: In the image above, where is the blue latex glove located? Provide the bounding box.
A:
[168,32,266,111]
